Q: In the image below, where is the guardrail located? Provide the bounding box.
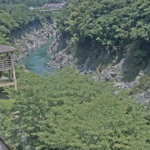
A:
[0,59,12,71]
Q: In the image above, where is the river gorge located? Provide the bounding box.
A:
[18,37,55,75]
[0,21,56,99]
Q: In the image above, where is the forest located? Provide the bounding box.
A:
[1,0,150,150]
[0,4,51,45]
[0,0,65,6]
[57,0,150,64]
[0,0,65,45]
[1,66,150,150]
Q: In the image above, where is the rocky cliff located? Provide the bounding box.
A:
[47,33,150,104]
[11,20,57,61]
[47,33,74,68]
[0,139,9,150]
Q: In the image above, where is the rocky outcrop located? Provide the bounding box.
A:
[11,21,57,61]
[46,33,74,68]
[0,139,9,150]
[47,33,150,104]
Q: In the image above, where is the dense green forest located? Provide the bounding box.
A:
[0,67,150,150]
[1,0,150,149]
[0,0,65,6]
[0,0,64,45]
[0,4,51,45]
[58,0,150,64]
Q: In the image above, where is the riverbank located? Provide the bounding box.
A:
[18,37,55,75]
[12,20,57,62]
[47,34,73,69]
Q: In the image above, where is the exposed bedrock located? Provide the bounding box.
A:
[11,20,57,62]
[47,33,150,104]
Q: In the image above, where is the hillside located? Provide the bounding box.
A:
[54,0,150,68]
[57,0,150,58]
[1,0,150,150]
[1,67,150,150]
[0,0,66,7]
[47,0,150,100]
[0,4,52,45]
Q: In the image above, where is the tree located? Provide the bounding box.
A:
[57,0,150,62]
[3,67,150,150]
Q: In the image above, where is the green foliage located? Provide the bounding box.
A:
[0,33,10,45]
[0,10,18,31]
[58,0,150,62]
[0,0,66,7]
[51,11,61,20]
[0,99,14,137]
[0,99,15,110]
[0,9,18,45]
[0,4,52,45]
[131,74,150,94]
[10,4,31,26]
[1,67,150,150]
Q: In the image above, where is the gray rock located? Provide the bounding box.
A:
[135,94,150,104]
[114,91,119,95]
[109,71,117,77]
[14,22,57,61]
[0,140,9,150]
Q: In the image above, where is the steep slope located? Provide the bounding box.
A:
[47,0,150,103]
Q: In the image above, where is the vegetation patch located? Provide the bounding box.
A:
[51,11,61,20]
[58,0,150,68]
[130,74,150,95]
[0,4,51,45]
[0,99,15,110]
[122,65,144,82]
[0,67,149,150]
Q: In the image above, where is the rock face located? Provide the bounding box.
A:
[11,21,57,62]
[47,33,74,68]
[0,139,9,150]
[135,89,150,104]
[47,33,150,104]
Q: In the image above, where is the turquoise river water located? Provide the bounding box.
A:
[18,37,55,75]
[0,37,55,99]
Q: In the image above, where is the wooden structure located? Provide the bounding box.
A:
[0,45,18,89]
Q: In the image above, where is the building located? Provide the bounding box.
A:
[42,2,66,10]
[0,45,18,89]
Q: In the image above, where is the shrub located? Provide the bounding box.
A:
[3,67,150,150]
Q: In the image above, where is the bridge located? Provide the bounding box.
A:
[40,9,61,12]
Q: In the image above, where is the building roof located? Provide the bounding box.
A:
[0,45,18,53]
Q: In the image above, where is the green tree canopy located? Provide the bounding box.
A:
[2,67,150,150]
[1,0,67,6]
[0,3,51,45]
[57,0,150,60]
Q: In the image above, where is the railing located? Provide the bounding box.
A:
[0,59,12,71]
[40,9,61,12]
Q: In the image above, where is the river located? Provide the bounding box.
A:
[0,37,55,99]
[18,37,55,75]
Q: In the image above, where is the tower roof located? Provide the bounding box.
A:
[0,45,18,53]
